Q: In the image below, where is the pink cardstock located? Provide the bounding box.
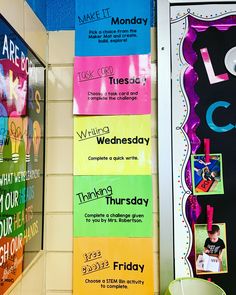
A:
[73,55,151,115]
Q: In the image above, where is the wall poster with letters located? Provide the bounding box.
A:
[170,3,236,293]
[0,14,45,293]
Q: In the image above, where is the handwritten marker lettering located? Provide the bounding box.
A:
[83,250,102,262]
[77,185,113,204]
[76,126,110,141]
[77,66,114,82]
[82,259,109,275]
[78,8,111,25]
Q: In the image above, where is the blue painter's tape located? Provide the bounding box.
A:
[75,0,151,56]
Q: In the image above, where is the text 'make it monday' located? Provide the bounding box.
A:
[78,8,148,26]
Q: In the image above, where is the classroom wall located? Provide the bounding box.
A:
[45,30,74,295]
[0,1,158,294]
[0,0,48,294]
[45,27,158,295]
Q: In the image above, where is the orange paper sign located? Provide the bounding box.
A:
[73,237,154,295]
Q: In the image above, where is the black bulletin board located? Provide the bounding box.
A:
[193,25,236,293]
[170,4,236,294]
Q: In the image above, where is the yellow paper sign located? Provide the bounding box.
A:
[74,115,151,175]
[73,237,154,295]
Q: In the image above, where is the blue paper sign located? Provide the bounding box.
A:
[75,0,151,56]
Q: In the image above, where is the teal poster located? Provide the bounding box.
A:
[75,0,151,56]
[74,175,153,237]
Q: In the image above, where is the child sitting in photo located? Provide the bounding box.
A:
[204,224,225,261]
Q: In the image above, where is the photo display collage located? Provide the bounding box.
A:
[171,4,236,293]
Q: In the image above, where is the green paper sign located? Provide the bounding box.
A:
[74,175,153,237]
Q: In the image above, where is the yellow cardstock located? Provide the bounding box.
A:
[73,237,154,295]
[74,115,151,175]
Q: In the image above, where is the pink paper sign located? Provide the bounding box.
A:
[73,54,151,115]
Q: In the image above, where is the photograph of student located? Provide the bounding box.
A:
[195,223,228,274]
[191,154,224,195]
[204,224,225,261]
